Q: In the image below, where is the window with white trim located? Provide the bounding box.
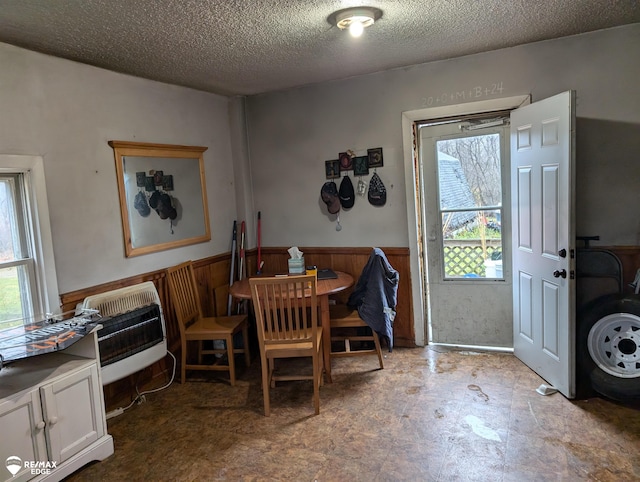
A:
[0,156,59,329]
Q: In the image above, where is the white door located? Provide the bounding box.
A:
[511,91,576,398]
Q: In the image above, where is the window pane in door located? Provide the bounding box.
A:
[437,134,502,209]
[442,210,502,278]
[437,133,504,279]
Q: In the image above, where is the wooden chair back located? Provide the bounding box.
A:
[250,275,318,347]
[166,261,203,332]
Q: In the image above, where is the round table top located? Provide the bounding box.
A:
[229,271,354,299]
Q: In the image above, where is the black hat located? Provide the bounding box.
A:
[321,181,340,214]
[134,191,150,217]
[155,193,177,220]
[368,172,387,206]
[339,176,355,209]
[148,190,161,209]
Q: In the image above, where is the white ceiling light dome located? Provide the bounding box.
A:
[329,7,383,38]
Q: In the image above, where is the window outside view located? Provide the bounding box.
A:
[0,175,33,329]
[437,133,503,279]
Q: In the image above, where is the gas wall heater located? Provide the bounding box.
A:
[82,281,167,385]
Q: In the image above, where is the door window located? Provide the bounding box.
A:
[436,129,505,279]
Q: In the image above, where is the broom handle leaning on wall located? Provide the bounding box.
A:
[227,220,237,316]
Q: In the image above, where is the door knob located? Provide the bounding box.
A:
[553,269,567,279]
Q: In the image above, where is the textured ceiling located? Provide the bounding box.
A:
[1,1,639,96]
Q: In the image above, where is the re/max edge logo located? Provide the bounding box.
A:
[5,456,57,477]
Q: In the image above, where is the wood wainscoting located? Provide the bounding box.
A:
[252,247,414,347]
[60,246,414,409]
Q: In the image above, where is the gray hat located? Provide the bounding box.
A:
[134,191,151,217]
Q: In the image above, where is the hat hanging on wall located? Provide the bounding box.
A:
[339,175,355,209]
[155,193,177,220]
[134,191,151,217]
[321,181,341,214]
[368,172,387,206]
[149,190,161,210]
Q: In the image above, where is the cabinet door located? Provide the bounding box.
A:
[0,389,47,482]
[40,364,103,463]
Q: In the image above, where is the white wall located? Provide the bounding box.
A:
[0,43,238,293]
[246,25,640,250]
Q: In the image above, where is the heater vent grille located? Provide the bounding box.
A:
[82,282,167,385]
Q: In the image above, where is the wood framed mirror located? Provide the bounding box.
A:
[109,141,211,257]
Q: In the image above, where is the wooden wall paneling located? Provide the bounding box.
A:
[256,247,415,347]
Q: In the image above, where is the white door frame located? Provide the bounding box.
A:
[401,95,530,346]
[420,122,512,348]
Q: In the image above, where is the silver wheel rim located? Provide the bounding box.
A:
[587,312,640,379]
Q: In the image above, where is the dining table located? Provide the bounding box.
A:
[229,270,354,383]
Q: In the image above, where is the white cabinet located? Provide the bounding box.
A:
[0,328,114,482]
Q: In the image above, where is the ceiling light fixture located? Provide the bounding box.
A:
[328,7,382,38]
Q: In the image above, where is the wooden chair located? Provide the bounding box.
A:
[249,274,323,416]
[329,303,384,369]
[166,261,250,385]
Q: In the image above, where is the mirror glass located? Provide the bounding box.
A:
[109,141,211,257]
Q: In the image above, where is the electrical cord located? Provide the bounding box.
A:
[117,350,177,414]
[136,350,177,397]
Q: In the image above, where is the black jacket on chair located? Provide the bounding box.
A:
[347,248,399,351]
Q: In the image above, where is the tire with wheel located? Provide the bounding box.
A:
[577,293,640,402]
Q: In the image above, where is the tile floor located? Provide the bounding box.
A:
[65,346,640,481]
